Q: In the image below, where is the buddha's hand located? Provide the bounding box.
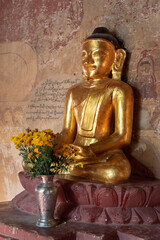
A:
[69,144,96,159]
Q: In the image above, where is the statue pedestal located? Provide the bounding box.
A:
[12,172,160,225]
[0,172,160,239]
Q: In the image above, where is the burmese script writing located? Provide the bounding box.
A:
[26,78,80,121]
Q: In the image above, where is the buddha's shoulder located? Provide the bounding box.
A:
[109,79,133,93]
[66,83,85,95]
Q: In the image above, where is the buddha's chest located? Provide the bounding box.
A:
[73,87,113,138]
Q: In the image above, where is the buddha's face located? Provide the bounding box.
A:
[82,39,116,79]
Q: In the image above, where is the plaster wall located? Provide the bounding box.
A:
[0,0,160,201]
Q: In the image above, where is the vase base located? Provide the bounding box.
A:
[36,218,57,228]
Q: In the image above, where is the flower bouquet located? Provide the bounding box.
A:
[10,128,79,177]
[10,128,79,227]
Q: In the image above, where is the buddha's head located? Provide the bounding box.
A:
[82,27,126,81]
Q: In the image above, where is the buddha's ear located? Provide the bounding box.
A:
[112,49,126,80]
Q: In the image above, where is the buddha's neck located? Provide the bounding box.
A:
[83,77,111,88]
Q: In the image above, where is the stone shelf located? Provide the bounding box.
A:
[0,202,160,239]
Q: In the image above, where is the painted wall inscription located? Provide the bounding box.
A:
[26,78,80,121]
[135,50,157,100]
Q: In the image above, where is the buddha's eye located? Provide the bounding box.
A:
[82,50,87,60]
[92,50,107,58]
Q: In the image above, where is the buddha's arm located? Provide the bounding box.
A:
[58,89,77,144]
[90,85,134,154]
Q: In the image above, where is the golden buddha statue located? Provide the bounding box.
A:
[59,27,134,184]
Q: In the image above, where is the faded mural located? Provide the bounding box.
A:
[135,50,157,100]
[0,0,160,201]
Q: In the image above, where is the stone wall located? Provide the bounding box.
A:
[0,0,159,201]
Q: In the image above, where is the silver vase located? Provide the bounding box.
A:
[35,175,58,228]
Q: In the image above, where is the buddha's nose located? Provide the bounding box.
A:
[85,54,94,65]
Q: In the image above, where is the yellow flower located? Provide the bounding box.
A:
[17,132,25,138]
[28,152,33,159]
[31,138,39,145]
[27,163,33,168]
[78,162,83,168]
[47,135,51,140]
[33,132,39,138]
[24,136,33,145]
[39,132,46,137]
[16,138,22,146]
[39,141,44,146]
[22,134,28,142]
[44,129,52,133]
[41,136,48,144]
[11,136,22,146]
[32,137,43,146]
[34,148,40,153]
[47,142,53,147]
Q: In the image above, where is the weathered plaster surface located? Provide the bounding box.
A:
[0,0,160,201]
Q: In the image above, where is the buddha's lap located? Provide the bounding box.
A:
[70,149,129,166]
[68,151,131,183]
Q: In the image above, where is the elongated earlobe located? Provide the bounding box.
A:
[112,49,126,80]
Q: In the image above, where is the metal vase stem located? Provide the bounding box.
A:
[35,175,58,228]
